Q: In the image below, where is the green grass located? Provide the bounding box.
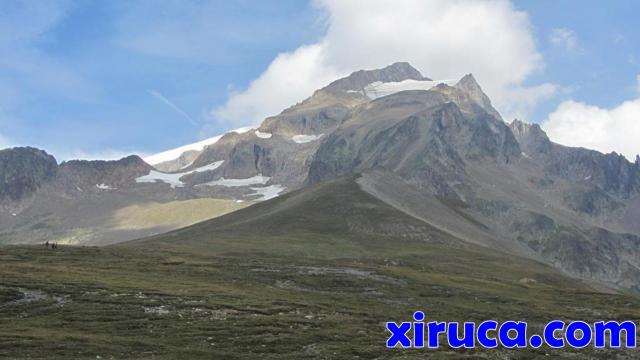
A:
[111,198,249,231]
[1,177,639,359]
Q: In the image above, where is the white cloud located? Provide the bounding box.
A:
[213,0,550,126]
[549,28,578,52]
[214,44,341,125]
[499,83,558,121]
[543,98,640,161]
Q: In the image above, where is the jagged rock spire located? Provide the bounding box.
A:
[454,73,503,121]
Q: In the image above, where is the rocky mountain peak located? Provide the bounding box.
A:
[321,62,430,94]
[453,73,501,120]
[509,119,549,141]
[508,119,552,156]
[0,147,58,202]
[455,73,481,92]
[377,62,427,80]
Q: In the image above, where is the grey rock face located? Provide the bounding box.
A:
[510,119,640,202]
[57,155,152,190]
[308,84,520,197]
[509,119,552,155]
[454,74,502,121]
[0,147,58,202]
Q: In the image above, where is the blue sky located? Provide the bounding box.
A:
[516,0,640,116]
[1,0,639,160]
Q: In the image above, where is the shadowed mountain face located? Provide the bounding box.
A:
[0,149,151,204]
[2,63,640,292]
[307,87,520,195]
[511,119,640,199]
[0,152,173,245]
[56,155,152,190]
[0,147,58,202]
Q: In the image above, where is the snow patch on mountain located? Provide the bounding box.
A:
[179,159,196,170]
[136,160,224,188]
[199,175,270,187]
[255,130,272,139]
[292,134,324,144]
[249,185,285,201]
[363,79,457,99]
[144,127,253,165]
[188,161,225,173]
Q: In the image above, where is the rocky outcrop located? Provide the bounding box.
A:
[57,155,152,189]
[510,119,640,200]
[308,81,520,197]
[0,147,58,202]
[509,119,553,155]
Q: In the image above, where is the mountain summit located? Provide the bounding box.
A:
[321,62,431,94]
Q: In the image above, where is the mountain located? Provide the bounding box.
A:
[145,63,484,198]
[136,62,640,291]
[2,62,640,293]
[0,147,57,202]
[0,150,245,245]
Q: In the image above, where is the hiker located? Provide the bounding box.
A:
[45,241,49,248]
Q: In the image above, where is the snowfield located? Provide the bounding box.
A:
[363,79,457,99]
[136,160,224,188]
[143,127,253,165]
[292,134,323,144]
[186,161,225,173]
[199,175,270,187]
[249,185,285,201]
[179,159,197,170]
[96,183,115,190]
[254,130,272,139]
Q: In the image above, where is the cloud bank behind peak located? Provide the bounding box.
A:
[213,0,554,126]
